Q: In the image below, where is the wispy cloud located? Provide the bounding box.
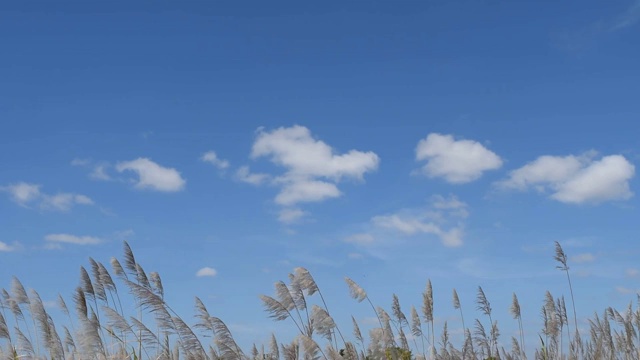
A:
[572,253,596,263]
[415,133,502,184]
[497,152,635,204]
[0,241,20,252]
[611,0,640,31]
[72,159,113,181]
[44,233,102,246]
[1,182,94,211]
[116,158,186,192]
[346,194,468,248]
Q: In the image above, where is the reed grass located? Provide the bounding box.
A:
[0,241,638,359]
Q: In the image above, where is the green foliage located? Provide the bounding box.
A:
[384,346,412,360]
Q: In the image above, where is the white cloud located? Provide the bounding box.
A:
[201,151,230,170]
[235,166,270,185]
[278,208,307,224]
[571,253,595,263]
[348,253,364,259]
[348,195,468,248]
[0,241,19,252]
[498,153,635,204]
[116,158,186,192]
[248,125,379,222]
[416,133,503,183]
[1,182,93,211]
[196,267,217,277]
[2,182,41,206]
[90,164,112,181]
[252,125,379,181]
[274,179,341,205]
[44,233,102,245]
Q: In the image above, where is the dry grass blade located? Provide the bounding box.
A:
[172,315,206,356]
[270,333,279,360]
[73,286,88,319]
[453,289,460,310]
[10,277,29,305]
[211,316,244,359]
[300,335,321,360]
[476,287,492,316]
[80,266,96,300]
[15,326,34,357]
[351,316,363,344]
[0,312,9,340]
[344,278,366,303]
[103,306,132,334]
[89,258,108,302]
[149,271,164,299]
[194,296,214,334]
[311,305,335,341]
[123,241,137,275]
[294,267,319,296]
[261,295,293,322]
[392,294,407,326]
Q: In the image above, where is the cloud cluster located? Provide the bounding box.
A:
[498,153,635,204]
[116,158,186,192]
[416,133,503,183]
[247,125,379,222]
[1,182,94,211]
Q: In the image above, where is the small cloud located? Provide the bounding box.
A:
[278,208,307,224]
[626,268,639,278]
[0,241,20,252]
[235,166,270,185]
[348,253,364,259]
[71,159,113,181]
[90,164,112,181]
[415,133,503,184]
[116,158,186,192]
[572,253,595,264]
[498,153,635,204]
[44,234,102,245]
[201,151,230,170]
[196,267,218,277]
[1,182,41,206]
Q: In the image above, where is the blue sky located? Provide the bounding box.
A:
[1,0,640,355]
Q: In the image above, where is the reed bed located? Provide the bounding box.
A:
[0,241,638,359]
